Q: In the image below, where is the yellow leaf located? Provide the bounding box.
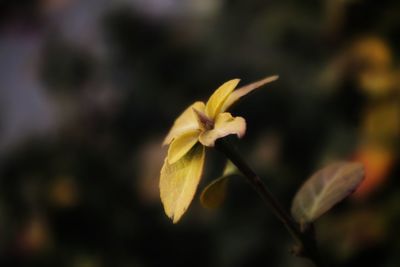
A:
[163,101,205,145]
[205,79,240,119]
[221,75,279,112]
[199,112,246,147]
[160,144,205,223]
[167,130,200,164]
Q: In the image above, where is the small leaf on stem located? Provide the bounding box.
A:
[200,161,238,209]
[291,162,365,224]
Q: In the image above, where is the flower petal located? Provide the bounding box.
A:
[205,79,240,119]
[221,75,278,112]
[167,130,200,164]
[160,144,205,223]
[163,101,205,145]
[199,112,246,147]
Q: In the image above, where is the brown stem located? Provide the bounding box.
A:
[215,139,326,267]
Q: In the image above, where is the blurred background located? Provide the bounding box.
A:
[0,0,399,266]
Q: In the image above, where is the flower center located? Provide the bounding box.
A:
[193,108,214,131]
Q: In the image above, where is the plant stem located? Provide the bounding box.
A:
[215,139,325,267]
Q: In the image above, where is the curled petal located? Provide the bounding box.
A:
[163,101,205,145]
[167,130,200,164]
[199,112,246,147]
[160,144,205,223]
[221,75,279,112]
[205,79,240,119]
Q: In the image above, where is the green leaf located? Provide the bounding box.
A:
[221,160,237,177]
[200,161,238,209]
[291,162,365,224]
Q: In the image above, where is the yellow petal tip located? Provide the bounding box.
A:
[270,75,279,80]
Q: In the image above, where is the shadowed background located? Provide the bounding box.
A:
[0,0,399,266]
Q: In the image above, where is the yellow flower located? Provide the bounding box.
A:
[160,75,278,223]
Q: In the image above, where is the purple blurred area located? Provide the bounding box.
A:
[0,0,399,266]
